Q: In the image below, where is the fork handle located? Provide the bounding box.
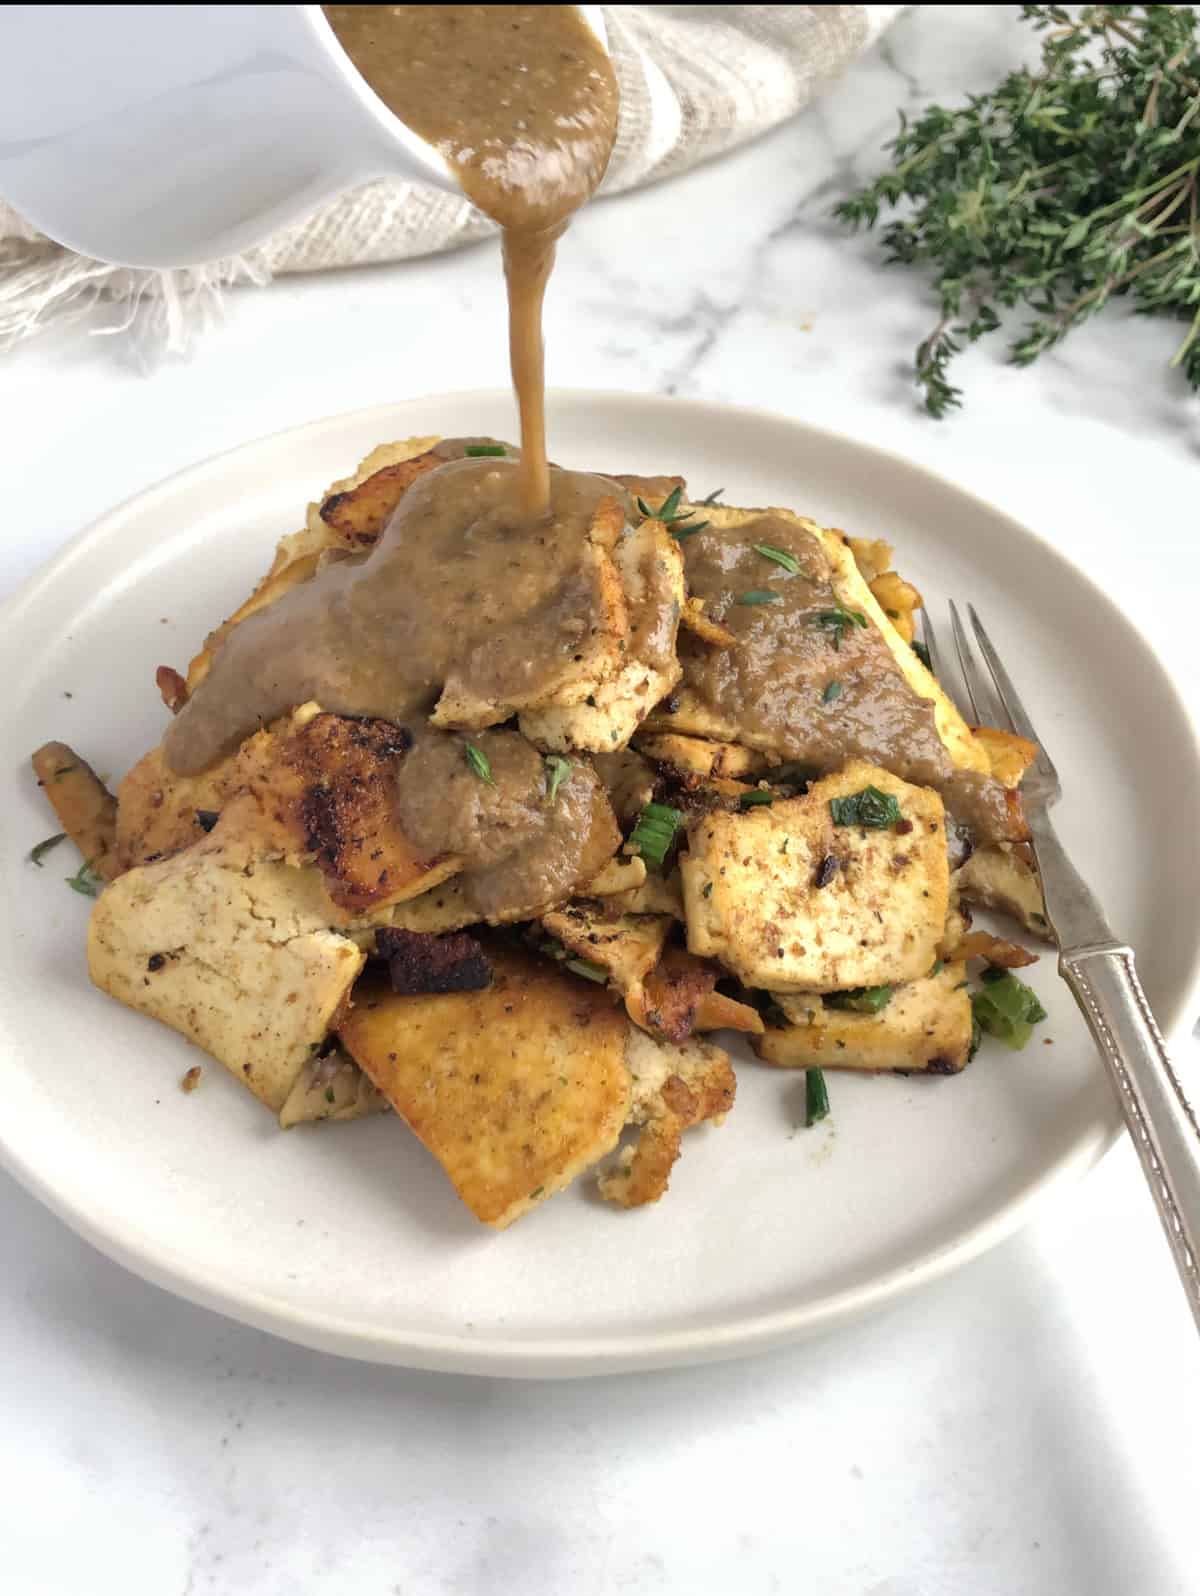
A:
[1061,945,1200,1330]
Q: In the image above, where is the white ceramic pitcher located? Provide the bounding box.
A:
[0,4,608,269]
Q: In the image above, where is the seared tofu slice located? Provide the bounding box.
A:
[31,742,120,881]
[957,842,1049,936]
[641,502,990,783]
[541,900,674,992]
[184,436,441,696]
[680,761,949,992]
[118,708,462,917]
[317,442,446,546]
[279,1049,389,1128]
[597,1029,736,1208]
[366,877,478,937]
[625,947,763,1043]
[755,961,972,1073]
[89,842,365,1111]
[633,732,771,782]
[518,516,684,753]
[430,493,633,734]
[338,952,632,1228]
[116,739,249,872]
[607,868,685,921]
[590,748,657,827]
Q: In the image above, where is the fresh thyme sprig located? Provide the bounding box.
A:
[636,485,710,540]
[836,5,1200,416]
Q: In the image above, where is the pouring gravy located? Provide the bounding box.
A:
[323,3,618,514]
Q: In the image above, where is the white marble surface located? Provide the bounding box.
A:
[2,7,1199,1593]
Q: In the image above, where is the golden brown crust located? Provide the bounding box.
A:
[626,947,763,1043]
[117,710,462,917]
[318,449,445,545]
[339,953,632,1227]
[757,961,973,1073]
[679,597,737,649]
[30,742,120,881]
[598,1030,736,1208]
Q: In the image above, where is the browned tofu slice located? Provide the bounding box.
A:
[625,947,763,1042]
[641,503,989,782]
[88,841,365,1111]
[117,708,462,918]
[115,738,256,872]
[338,952,632,1228]
[31,742,120,881]
[633,732,771,782]
[680,761,949,992]
[755,961,972,1073]
[597,1029,736,1208]
[956,842,1049,938]
[317,445,446,545]
[541,900,674,992]
[278,1049,389,1128]
[184,437,441,696]
[590,747,658,827]
[516,515,683,752]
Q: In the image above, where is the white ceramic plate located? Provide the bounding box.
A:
[2,392,1198,1378]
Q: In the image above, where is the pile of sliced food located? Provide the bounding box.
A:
[31,435,1051,1228]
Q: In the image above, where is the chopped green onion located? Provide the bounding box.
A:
[972,968,1047,1050]
[912,639,933,671]
[805,1068,830,1128]
[829,786,902,829]
[66,860,104,898]
[544,755,572,805]
[29,833,66,868]
[822,680,843,704]
[739,790,775,809]
[464,444,507,457]
[752,543,802,576]
[825,984,893,1014]
[465,742,495,785]
[565,957,609,985]
[628,801,683,871]
[737,589,783,606]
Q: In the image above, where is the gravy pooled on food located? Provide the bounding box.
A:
[395,728,619,920]
[678,515,1018,843]
[323,4,619,513]
[166,456,627,774]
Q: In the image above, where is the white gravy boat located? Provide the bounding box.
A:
[0,4,608,268]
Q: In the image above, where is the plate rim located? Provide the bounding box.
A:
[3,390,1197,1378]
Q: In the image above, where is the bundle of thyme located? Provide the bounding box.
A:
[836,5,1200,415]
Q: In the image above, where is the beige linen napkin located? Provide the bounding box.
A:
[0,5,901,354]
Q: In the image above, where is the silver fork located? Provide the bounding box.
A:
[922,602,1200,1331]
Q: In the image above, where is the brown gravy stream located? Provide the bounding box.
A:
[323,3,618,514]
[163,10,1017,931]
